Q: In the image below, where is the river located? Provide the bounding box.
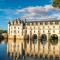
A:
[0,40,59,60]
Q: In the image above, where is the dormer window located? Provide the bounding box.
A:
[40,22,43,25]
[50,21,53,25]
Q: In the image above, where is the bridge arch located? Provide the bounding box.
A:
[49,34,58,45]
[32,34,37,44]
[40,34,47,45]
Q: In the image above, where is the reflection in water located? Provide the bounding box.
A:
[0,40,60,60]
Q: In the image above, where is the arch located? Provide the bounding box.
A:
[32,34,37,44]
[24,35,29,43]
[40,34,47,45]
[49,34,58,45]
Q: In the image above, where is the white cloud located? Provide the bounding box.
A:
[16,5,60,20]
[0,5,60,21]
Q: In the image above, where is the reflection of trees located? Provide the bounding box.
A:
[32,34,37,44]
[0,34,4,41]
[49,34,58,57]
[40,34,47,56]
[40,34,47,45]
[32,34,37,56]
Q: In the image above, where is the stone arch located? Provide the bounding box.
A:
[40,34,47,45]
[49,34,58,45]
[32,34,37,44]
[24,34,29,43]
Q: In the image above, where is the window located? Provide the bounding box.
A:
[18,27,19,29]
[34,27,35,29]
[18,31,19,33]
[59,30,60,33]
[48,30,50,33]
[11,31,12,33]
[9,28,10,34]
[40,22,43,25]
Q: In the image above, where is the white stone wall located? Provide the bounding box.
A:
[8,20,60,57]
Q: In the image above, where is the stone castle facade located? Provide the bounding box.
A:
[8,18,60,58]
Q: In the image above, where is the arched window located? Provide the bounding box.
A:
[40,34,47,45]
[33,34,37,44]
[49,34,58,45]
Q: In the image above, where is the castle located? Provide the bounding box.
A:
[8,18,60,58]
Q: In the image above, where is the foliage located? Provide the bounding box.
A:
[52,0,60,8]
[0,30,7,34]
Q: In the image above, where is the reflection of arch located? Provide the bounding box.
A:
[14,35,16,42]
[49,34,58,45]
[32,34,37,44]
[40,34,47,45]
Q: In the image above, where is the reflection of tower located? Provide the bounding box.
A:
[38,30,40,57]
[24,19,26,56]
[30,29,32,56]
[14,35,16,42]
[48,29,51,58]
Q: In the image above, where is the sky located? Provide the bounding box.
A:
[0,0,60,30]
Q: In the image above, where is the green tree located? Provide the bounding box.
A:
[0,30,7,34]
[52,0,60,8]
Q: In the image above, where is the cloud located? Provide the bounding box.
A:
[0,5,60,21]
[16,5,60,20]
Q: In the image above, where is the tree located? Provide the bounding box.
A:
[52,0,60,8]
[0,30,7,34]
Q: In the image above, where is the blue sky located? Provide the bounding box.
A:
[0,0,60,30]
